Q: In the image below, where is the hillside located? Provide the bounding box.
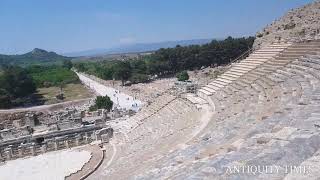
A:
[253,0,320,49]
[0,48,72,66]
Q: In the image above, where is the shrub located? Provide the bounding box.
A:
[90,95,113,112]
[176,71,189,81]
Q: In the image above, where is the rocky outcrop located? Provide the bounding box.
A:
[253,0,320,49]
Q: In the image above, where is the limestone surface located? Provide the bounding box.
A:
[253,0,320,49]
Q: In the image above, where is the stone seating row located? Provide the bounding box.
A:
[101,97,203,179]
[134,54,320,179]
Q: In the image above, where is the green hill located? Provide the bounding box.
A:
[0,48,72,66]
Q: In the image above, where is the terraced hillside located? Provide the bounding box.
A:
[88,39,320,179]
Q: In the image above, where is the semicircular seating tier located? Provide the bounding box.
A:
[90,40,320,180]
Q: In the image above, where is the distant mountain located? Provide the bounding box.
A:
[65,39,214,57]
[0,48,72,66]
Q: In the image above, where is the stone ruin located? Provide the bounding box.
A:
[174,81,198,94]
[0,106,115,161]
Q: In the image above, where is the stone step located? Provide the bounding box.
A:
[265,61,289,66]
[202,86,216,93]
[197,89,212,97]
[285,47,320,51]
[267,45,290,48]
[273,58,293,63]
[233,63,260,69]
[256,48,286,52]
[283,50,319,54]
[234,80,248,88]
[239,60,265,65]
[256,48,285,51]
[250,54,278,58]
[291,44,320,48]
[216,77,232,84]
[279,52,305,57]
[260,64,281,70]
[232,66,255,71]
[219,75,237,81]
[246,56,272,59]
[222,73,240,78]
[206,84,220,91]
[245,58,270,62]
[229,69,248,74]
[251,70,267,76]
[209,81,225,88]
[253,52,280,56]
[225,71,244,76]
[214,79,228,86]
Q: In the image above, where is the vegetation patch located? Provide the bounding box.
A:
[37,84,93,105]
[89,95,113,112]
[27,65,79,88]
[74,36,254,85]
[0,66,36,108]
[0,60,90,109]
[176,71,189,81]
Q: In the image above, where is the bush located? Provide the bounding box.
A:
[176,71,189,81]
[90,95,113,112]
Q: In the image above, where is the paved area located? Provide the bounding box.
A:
[0,147,91,180]
[66,145,104,180]
[76,72,142,111]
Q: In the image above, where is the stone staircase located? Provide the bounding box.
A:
[197,42,292,99]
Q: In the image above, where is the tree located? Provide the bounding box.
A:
[176,71,189,81]
[113,61,131,86]
[90,95,113,112]
[2,66,36,98]
[62,60,73,70]
[0,89,11,109]
[74,37,255,84]
[0,66,36,108]
[130,73,149,83]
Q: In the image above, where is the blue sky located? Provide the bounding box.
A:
[0,0,314,54]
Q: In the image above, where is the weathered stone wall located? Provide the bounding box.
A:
[253,0,320,49]
[0,98,91,125]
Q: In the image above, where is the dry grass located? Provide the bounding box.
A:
[37,83,94,105]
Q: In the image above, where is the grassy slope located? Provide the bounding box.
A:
[37,83,94,105]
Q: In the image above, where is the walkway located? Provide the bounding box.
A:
[76,72,142,111]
